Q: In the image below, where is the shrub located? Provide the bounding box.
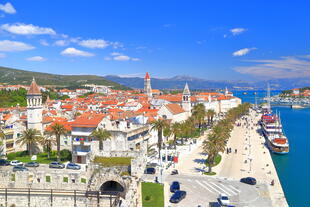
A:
[7,152,17,160]
[11,174,15,182]
[145,195,151,201]
[60,149,72,161]
[46,176,51,182]
[81,178,86,183]
[63,177,68,183]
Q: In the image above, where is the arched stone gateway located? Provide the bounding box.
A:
[100,180,125,194]
[87,167,130,199]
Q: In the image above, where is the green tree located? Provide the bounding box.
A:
[192,103,207,130]
[17,129,42,156]
[40,133,56,158]
[50,123,67,162]
[151,119,168,159]
[206,109,216,125]
[90,128,111,151]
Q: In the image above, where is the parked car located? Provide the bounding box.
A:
[66,163,81,170]
[49,162,65,169]
[0,159,10,166]
[240,177,257,185]
[170,181,180,192]
[13,166,28,172]
[169,190,186,203]
[144,167,156,174]
[209,202,221,207]
[171,169,179,175]
[10,160,23,166]
[218,193,230,206]
[25,162,39,167]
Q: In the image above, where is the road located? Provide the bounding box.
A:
[165,174,272,207]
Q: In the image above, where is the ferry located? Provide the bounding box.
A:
[260,84,289,154]
[261,113,289,154]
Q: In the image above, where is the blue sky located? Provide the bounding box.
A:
[0,0,310,81]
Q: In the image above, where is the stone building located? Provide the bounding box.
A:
[27,78,43,133]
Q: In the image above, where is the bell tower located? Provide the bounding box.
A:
[144,72,152,100]
[182,83,191,115]
[27,78,43,133]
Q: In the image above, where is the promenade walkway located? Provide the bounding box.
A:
[214,109,288,207]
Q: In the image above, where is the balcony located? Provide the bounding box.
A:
[73,141,91,146]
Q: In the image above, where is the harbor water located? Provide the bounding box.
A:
[235,91,310,207]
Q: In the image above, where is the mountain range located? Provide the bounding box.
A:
[104,75,310,90]
[0,66,129,90]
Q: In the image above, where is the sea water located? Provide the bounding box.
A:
[235,91,310,207]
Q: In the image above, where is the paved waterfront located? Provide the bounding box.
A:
[165,174,272,207]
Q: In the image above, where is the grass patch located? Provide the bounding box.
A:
[81,178,86,184]
[120,171,130,176]
[63,177,68,183]
[142,182,164,207]
[11,174,15,182]
[204,171,216,176]
[46,176,51,182]
[7,151,70,164]
[93,156,132,167]
[206,154,222,167]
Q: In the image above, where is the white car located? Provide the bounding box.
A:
[10,160,23,166]
[218,193,230,206]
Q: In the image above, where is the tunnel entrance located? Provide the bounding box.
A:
[100,181,125,195]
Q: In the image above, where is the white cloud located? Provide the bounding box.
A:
[78,39,109,49]
[1,23,56,35]
[114,55,130,61]
[0,2,16,14]
[61,47,94,57]
[54,40,68,46]
[131,58,140,61]
[234,56,310,79]
[0,40,34,52]
[111,52,122,56]
[104,57,112,61]
[26,56,47,61]
[39,39,49,46]
[0,53,6,58]
[230,28,246,36]
[233,48,256,57]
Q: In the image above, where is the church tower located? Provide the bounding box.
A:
[144,72,152,100]
[182,83,191,115]
[27,78,43,133]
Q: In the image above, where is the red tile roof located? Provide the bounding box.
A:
[165,104,185,115]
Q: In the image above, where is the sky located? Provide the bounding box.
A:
[0,0,310,81]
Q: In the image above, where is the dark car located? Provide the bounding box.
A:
[170,181,180,192]
[171,169,179,175]
[209,202,221,207]
[145,167,156,174]
[25,162,39,167]
[240,177,257,185]
[169,190,186,203]
[13,166,28,172]
[0,159,10,166]
[66,163,81,170]
[49,162,65,169]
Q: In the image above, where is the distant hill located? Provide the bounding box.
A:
[0,66,129,90]
[104,75,310,90]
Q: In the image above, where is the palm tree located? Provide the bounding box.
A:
[50,123,67,162]
[192,103,207,130]
[165,122,182,149]
[0,130,4,146]
[40,133,56,158]
[203,133,226,172]
[206,109,216,125]
[151,119,168,159]
[17,129,42,156]
[90,128,111,151]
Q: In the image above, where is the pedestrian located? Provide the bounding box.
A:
[271,179,274,186]
[226,148,229,154]
[235,149,237,154]
[229,148,232,153]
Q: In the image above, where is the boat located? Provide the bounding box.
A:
[243,92,248,95]
[291,104,304,109]
[260,84,289,154]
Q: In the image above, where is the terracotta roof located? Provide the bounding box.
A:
[27,78,41,95]
[71,113,106,128]
[165,104,185,115]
